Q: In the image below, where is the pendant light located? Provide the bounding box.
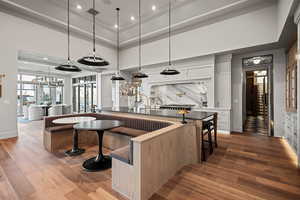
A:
[133,0,148,79]
[77,0,109,67]
[56,0,81,72]
[111,8,125,81]
[160,0,180,75]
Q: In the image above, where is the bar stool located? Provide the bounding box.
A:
[201,113,218,161]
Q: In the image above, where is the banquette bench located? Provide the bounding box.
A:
[43,113,200,200]
[43,113,172,164]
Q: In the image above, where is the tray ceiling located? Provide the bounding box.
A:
[0,0,277,47]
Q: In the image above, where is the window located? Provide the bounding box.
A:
[17,74,65,116]
[286,42,297,112]
[72,75,97,113]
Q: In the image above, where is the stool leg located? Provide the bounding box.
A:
[208,130,213,154]
[201,131,206,161]
[214,129,218,148]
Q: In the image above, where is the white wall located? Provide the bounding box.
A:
[120,5,278,69]
[0,11,116,139]
[100,73,114,108]
[215,54,232,108]
[231,49,286,136]
[278,0,296,38]
[63,76,72,105]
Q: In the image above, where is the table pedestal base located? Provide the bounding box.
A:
[65,148,85,156]
[65,129,85,157]
[82,155,112,172]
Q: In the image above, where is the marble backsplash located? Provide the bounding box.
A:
[150,81,208,108]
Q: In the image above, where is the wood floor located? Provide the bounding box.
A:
[0,121,300,200]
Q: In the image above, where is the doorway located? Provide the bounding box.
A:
[244,70,268,135]
[242,55,274,136]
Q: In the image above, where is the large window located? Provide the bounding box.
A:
[17,74,64,116]
[72,75,97,113]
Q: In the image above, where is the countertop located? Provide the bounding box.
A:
[101,107,215,121]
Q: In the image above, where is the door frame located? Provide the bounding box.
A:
[242,54,274,136]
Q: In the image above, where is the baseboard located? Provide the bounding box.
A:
[0,129,18,140]
[217,130,230,134]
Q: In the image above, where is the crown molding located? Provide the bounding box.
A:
[294,2,300,24]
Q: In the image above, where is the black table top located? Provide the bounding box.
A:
[73,120,123,131]
[101,107,215,121]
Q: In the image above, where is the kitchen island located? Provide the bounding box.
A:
[100,107,217,200]
[101,106,215,121]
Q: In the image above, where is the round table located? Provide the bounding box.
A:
[52,116,96,156]
[73,120,123,172]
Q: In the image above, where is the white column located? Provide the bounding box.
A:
[294,3,300,166]
[0,47,18,139]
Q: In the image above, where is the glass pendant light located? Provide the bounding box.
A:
[111,8,125,81]
[160,0,180,75]
[56,0,81,72]
[133,0,148,79]
[77,0,109,67]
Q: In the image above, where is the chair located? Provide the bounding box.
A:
[48,105,63,116]
[201,113,218,161]
[62,105,72,115]
[28,105,43,121]
[23,105,29,120]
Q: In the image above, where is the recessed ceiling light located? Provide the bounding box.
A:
[152,5,156,11]
[76,4,82,10]
[43,57,48,61]
[114,24,118,29]
[130,16,135,21]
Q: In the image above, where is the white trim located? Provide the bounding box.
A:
[218,130,230,134]
[0,129,18,140]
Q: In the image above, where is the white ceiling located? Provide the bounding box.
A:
[0,0,277,47]
[17,50,105,75]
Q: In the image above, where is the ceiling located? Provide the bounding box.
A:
[0,0,277,47]
[17,50,105,76]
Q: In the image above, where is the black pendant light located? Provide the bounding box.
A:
[111,8,125,81]
[78,0,109,67]
[56,0,81,72]
[160,0,180,75]
[133,0,148,79]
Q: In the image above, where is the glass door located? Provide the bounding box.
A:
[72,75,97,113]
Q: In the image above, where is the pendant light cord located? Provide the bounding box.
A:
[93,0,96,54]
[117,8,120,73]
[168,0,171,66]
[139,0,142,71]
[67,0,70,62]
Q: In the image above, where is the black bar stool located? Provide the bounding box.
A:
[201,113,218,161]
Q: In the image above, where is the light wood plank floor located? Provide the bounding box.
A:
[0,121,300,200]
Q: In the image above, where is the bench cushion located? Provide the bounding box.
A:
[46,125,74,132]
[109,127,147,137]
[110,145,131,164]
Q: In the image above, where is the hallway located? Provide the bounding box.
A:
[244,115,268,135]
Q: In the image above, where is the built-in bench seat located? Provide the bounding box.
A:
[109,127,148,137]
[43,113,171,153]
[45,124,73,132]
[110,145,131,164]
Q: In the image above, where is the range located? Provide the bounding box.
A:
[159,104,195,111]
